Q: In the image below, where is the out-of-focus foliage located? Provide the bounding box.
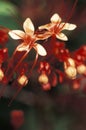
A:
[0,1,17,16]
[0,1,20,29]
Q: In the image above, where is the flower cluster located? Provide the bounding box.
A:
[0,13,86,102]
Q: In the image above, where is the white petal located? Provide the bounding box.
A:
[23,18,34,35]
[50,13,61,23]
[16,43,29,51]
[38,23,52,30]
[56,33,68,41]
[36,32,51,40]
[61,23,77,30]
[35,43,47,56]
[9,30,25,40]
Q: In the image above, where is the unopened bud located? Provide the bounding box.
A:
[77,64,86,74]
[0,69,4,81]
[18,75,28,86]
[65,66,77,79]
[38,73,48,84]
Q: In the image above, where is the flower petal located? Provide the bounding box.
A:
[36,32,51,40]
[38,23,52,30]
[9,30,25,40]
[56,33,68,41]
[23,18,34,35]
[34,43,47,56]
[50,13,61,23]
[61,23,77,30]
[16,43,29,51]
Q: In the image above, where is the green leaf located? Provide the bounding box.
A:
[0,1,18,16]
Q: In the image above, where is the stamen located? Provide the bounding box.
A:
[8,47,38,105]
[0,46,31,98]
[28,47,39,78]
[7,50,30,80]
[59,0,78,32]
[8,75,28,106]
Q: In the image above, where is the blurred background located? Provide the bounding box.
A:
[0,0,86,130]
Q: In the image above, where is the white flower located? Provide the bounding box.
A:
[9,18,47,56]
[39,13,77,41]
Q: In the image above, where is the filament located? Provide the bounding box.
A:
[28,48,39,78]
[6,48,30,81]
[0,46,31,98]
[58,0,78,32]
[8,47,38,105]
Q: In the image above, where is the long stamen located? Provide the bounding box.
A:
[59,0,78,30]
[8,48,38,105]
[6,48,31,81]
[56,0,67,28]
[66,0,78,23]
[0,46,31,98]
[58,0,78,32]
[4,30,27,83]
[28,48,38,78]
